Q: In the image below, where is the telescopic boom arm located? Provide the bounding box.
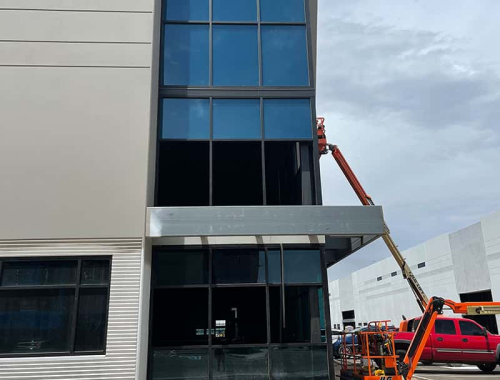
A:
[317,117,429,312]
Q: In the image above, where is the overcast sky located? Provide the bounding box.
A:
[317,0,500,281]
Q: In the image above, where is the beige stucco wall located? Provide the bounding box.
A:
[0,1,154,239]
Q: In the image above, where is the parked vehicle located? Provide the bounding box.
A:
[395,316,500,373]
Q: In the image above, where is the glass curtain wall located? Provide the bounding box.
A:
[156,0,319,208]
[150,247,328,380]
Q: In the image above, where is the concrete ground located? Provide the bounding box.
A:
[333,361,500,380]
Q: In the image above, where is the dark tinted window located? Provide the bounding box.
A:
[213,0,257,21]
[152,349,209,380]
[213,99,261,139]
[262,26,309,86]
[263,99,312,139]
[0,289,74,354]
[1,260,77,286]
[418,262,426,268]
[74,288,108,351]
[283,250,321,284]
[260,0,305,22]
[154,251,209,286]
[377,276,382,281]
[153,288,209,346]
[267,250,281,284]
[270,346,328,380]
[163,24,209,86]
[213,348,268,379]
[435,320,456,335]
[459,320,484,336]
[212,250,265,284]
[81,260,110,285]
[164,0,209,21]
[391,271,397,277]
[161,98,210,139]
[213,25,259,86]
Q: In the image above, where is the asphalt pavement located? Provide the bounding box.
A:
[334,361,500,380]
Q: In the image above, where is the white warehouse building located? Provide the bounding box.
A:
[329,210,500,334]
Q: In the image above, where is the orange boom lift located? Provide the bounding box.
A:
[317,117,500,380]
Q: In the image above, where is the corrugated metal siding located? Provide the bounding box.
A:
[0,238,142,380]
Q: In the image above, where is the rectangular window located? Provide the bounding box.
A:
[377,276,382,281]
[163,24,209,86]
[283,249,322,284]
[212,348,268,379]
[156,141,210,206]
[263,99,312,139]
[212,249,265,284]
[267,250,282,284]
[391,271,397,277]
[161,98,210,139]
[213,99,261,139]
[0,258,110,356]
[262,26,309,86]
[418,262,426,269]
[213,25,259,86]
[212,142,263,206]
[265,142,315,205]
[153,250,209,286]
[164,0,209,21]
[153,288,209,346]
[260,0,305,22]
[213,0,257,22]
[152,349,209,380]
[435,320,457,335]
[270,346,328,380]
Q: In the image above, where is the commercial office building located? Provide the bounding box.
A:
[0,1,384,379]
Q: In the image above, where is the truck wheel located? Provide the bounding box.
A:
[420,361,432,366]
[477,363,497,373]
[396,349,407,362]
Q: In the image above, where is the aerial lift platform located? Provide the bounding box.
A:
[317,117,500,380]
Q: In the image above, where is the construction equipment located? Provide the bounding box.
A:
[399,297,500,380]
[317,117,500,380]
[339,320,403,380]
[317,117,428,312]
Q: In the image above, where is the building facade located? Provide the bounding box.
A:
[0,1,385,379]
[330,210,500,335]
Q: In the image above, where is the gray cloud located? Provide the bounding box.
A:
[319,2,500,280]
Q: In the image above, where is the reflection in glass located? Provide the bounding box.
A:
[212,250,265,284]
[153,289,209,346]
[260,0,305,22]
[212,287,267,344]
[213,348,268,380]
[81,260,110,285]
[164,0,209,21]
[153,250,209,286]
[262,26,309,86]
[163,24,209,86]
[74,288,108,351]
[270,346,328,380]
[161,98,210,139]
[267,250,281,284]
[152,349,209,380]
[213,0,257,21]
[284,250,321,283]
[263,99,312,139]
[1,260,77,286]
[213,25,259,86]
[0,289,74,353]
[213,99,261,139]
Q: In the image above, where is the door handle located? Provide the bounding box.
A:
[462,338,468,342]
[437,337,443,341]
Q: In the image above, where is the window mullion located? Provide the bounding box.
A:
[69,260,83,353]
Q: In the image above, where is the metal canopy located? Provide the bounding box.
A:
[146,205,384,238]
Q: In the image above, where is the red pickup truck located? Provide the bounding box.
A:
[394,316,500,373]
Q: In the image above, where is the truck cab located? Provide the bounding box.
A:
[395,316,500,372]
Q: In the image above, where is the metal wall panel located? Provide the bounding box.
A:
[0,238,142,380]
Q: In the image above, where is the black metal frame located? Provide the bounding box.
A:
[154,0,323,207]
[147,244,331,380]
[0,256,112,358]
